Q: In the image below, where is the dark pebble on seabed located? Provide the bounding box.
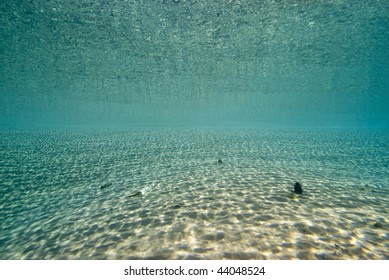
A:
[128,191,142,198]
[294,182,303,194]
[373,222,383,229]
[334,244,351,255]
[218,159,223,164]
[100,182,112,189]
[315,253,330,260]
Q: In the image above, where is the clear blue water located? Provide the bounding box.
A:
[0,0,388,129]
[0,1,388,259]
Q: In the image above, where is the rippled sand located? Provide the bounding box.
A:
[0,129,388,259]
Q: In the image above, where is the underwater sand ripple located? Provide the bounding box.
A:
[0,129,388,259]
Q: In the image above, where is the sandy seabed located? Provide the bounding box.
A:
[0,128,388,259]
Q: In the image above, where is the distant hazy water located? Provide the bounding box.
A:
[1,1,388,128]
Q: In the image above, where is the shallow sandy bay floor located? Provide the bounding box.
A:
[1,129,388,259]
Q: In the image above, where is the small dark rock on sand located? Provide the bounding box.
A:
[128,191,142,198]
[218,159,223,164]
[100,182,112,189]
[373,222,383,229]
[294,182,303,194]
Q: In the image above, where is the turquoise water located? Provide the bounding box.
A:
[0,0,388,128]
[0,1,388,259]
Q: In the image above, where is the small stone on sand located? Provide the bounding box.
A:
[128,191,142,198]
[100,182,112,189]
[373,222,383,229]
[294,182,303,194]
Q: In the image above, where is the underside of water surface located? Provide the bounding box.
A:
[0,1,388,259]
